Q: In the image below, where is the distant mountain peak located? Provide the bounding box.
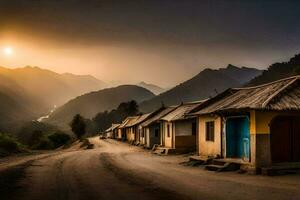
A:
[226,64,238,69]
[46,85,155,131]
[0,66,106,128]
[139,65,262,112]
[248,53,300,86]
[138,81,165,95]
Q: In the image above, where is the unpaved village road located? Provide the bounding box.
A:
[1,137,300,200]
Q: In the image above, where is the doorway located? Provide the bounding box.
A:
[271,116,300,163]
[226,116,250,160]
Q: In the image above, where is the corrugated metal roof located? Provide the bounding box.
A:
[118,117,135,128]
[130,113,152,127]
[123,116,140,128]
[160,101,205,121]
[192,76,300,114]
[140,106,177,127]
[105,123,120,132]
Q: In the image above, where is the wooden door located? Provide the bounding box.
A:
[292,117,300,162]
[226,117,250,159]
[271,116,300,163]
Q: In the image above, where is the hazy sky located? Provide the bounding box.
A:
[0,0,300,87]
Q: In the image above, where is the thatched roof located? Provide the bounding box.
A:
[191,76,300,114]
[140,106,177,127]
[161,101,205,122]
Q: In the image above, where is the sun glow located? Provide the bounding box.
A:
[3,47,13,56]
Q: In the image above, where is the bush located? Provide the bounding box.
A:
[17,121,59,145]
[80,138,94,149]
[0,133,22,156]
[48,131,71,148]
[27,130,53,150]
[31,138,53,150]
[28,130,44,147]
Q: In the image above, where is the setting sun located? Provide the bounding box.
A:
[3,46,13,56]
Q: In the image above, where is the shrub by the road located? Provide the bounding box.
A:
[48,131,71,148]
[0,133,23,156]
[27,130,51,150]
[31,137,53,150]
[29,130,71,150]
[17,121,59,145]
[80,138,94,149]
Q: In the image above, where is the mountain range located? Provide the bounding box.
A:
[139,64,262,112]
[247,54,300,86]
[1,53,300,134]
[0,66,105,132]
[45,85,155,130]
[137,82,166,95]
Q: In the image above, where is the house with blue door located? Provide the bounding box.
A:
[191,76,300,172]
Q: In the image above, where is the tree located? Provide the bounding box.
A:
[91,100,140,135]
[70,114,86,139]
[28,130,44,147]
[127,100,139,116]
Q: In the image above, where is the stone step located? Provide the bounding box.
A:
[212,159,227,166]
[134,142,140,146]
[188,156,213,165]
[153,148,166,155]
[205,162,241,172]
[152,146,176,155]
[205,164,224,171]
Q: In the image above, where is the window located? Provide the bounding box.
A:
[206,121,215,141]
[155,129,159,137]
[192,122,197,135]
[167,124,170,137]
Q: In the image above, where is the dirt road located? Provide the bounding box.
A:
[1,137,300,200]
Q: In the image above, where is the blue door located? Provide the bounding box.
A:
[226,117,250,160]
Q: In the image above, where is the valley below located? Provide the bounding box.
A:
[1,138,300,200]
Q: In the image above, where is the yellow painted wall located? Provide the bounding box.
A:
[249,110,300,167]
[162,121,173,148]
[137,126,143,144]
[117,129,122,139]
[126,127,135,142]
[145,127,150,148]
[251,110,299,134]
[126,128,131,141]
[198,114,222,157]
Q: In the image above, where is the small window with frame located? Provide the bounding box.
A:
[167,124,170,137]
[206,121,215,141]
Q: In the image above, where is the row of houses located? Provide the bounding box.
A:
[104,76,300,172]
